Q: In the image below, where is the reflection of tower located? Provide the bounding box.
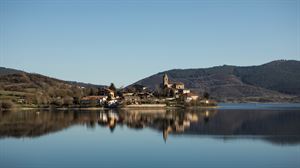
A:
[204,110,210,123]
[163,74,169,87]
[163,125,172,143]
[163,129,168,143]
[109,119,116,132]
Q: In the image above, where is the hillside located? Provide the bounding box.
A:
[0,68,105,108]
[0,67,105,89]
[133,60,300,102]
[0,67,25,76]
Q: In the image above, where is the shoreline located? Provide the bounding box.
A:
[3,102,300,111]
[9,105,218,111]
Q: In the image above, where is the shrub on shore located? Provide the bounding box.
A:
[0,100,15,110]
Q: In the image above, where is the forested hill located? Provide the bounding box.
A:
[133,60,300,102]
[0,67,105,106]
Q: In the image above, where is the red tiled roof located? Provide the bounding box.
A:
[81,96,107,100]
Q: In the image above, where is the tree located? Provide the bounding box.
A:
[47,87,56,97]
[0,100,15,109]
[153,85,162,98]
[88,88,97,96]
[63,96,74,106]
[203,92,210,99]
[51,98,63,106]
[170,89,176,97]
[36,94,48,105]
[73,97,80,105]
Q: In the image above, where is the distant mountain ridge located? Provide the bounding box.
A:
[133,60,300,102]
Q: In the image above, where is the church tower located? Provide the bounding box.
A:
[163,74,169,87]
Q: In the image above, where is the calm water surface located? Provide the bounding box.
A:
[0,103,299,168]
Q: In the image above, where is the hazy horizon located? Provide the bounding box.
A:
[1,0,299,86]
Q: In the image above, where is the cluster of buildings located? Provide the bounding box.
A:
[80,73,211,108]
[80,88,118,107]
[162,74,199,102]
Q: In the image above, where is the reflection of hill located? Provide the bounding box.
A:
[184,109,300,145]
[185,110,300,135]
[0,110,100,138]
[0,109,299,145]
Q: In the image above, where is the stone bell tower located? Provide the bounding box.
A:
[163,74,169,87]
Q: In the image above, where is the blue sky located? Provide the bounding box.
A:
[0,0,299,86]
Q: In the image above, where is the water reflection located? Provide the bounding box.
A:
[0,108,299,145]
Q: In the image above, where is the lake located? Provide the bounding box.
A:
[0,103,300,168]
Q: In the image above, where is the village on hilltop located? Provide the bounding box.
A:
[80,74,217,108]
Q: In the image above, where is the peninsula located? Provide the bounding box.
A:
[1,60,300,110]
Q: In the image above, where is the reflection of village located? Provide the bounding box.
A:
[0,109,216,141]
[97,109,217,142]
[1,109,299,145]
[80,74,216,108]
